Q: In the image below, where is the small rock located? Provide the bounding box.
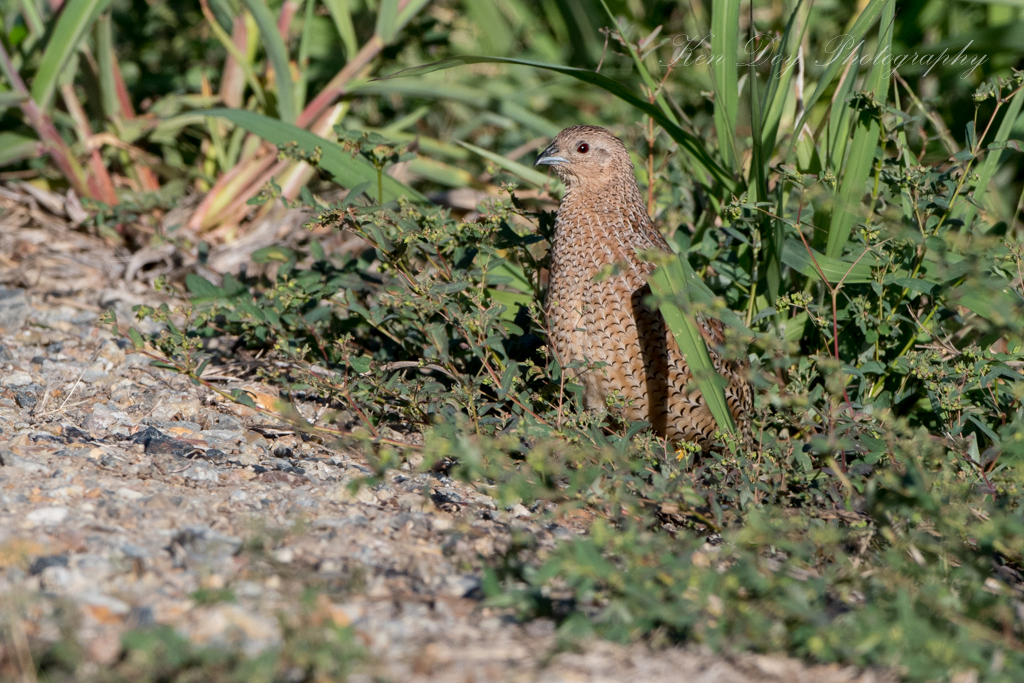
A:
[198,448,227,462]
[84,403,135,433]
[2,371,33,387]
[26,506,69,526]
[168,526,241,570]
[81,369,108,384]
[199,429,243,447]
[180,464,220,484]
[207,412,243,429]
[131,426,199,457]
[29,554,69,575]
[14,390,36,410]
[184,604,282,657]
[120,543,149,559]
[56,446,104,460]
[141,419,201,434]
[259,470,303,486]
[397,493,434,512]
[78,592,131,616]
[149,399,201,422]
[0,450,50,473]
[0,287,30,332]
[115,487,146,501]
[355,486,378,505]
[509,503,532,518]
[62,425,93,442]
[445,574,482,598]
[49,485,84,498]
[39,565,77,592]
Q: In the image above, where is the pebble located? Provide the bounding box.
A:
[1,450,51,473]
[115,487,146,501]
[0,287,30,332]
[2,371,33,387]
[26,506,69,526]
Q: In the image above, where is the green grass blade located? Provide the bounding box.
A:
[295,0,316,108]
[825,0,894,259]
[375,0,400,43]
[787,0,888,160]
[19,0,45,39]
[200,0,268,109]
[396,0,431,28]
[649,255,737,437]
[462,0,513,55]
[323,0,358,60]
[30,0,112,109]
[455,140,557,188]
[745,10,780,309]
[889,81,916,222]
[378,56,734,189]
[960,85,1024,227]
[781,238,874,283]
[499,100,563,137]
[95,11,120,120]
[206,0,237,32]
[353,79,487,106]
[204,108,428,203]
[240,0,296,123]
[760,0,806,155]
[0,91,29,109]
[950,281,1024,327]
[0,132,42,166]
[406,157,474,187]
[825,47,863,173]
[711,0,740,171]
[677,256,754,337]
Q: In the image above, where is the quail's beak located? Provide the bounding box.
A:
[534,142,568,167]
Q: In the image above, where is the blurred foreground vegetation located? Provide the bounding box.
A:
[5,0,1024,680]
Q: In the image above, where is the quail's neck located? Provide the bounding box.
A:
[553,171,661,272]
[558,173,652,235]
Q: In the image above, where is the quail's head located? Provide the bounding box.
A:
[534,125,633,189]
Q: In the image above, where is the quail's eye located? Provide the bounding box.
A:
[577,143,589,154]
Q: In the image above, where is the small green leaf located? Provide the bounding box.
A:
[252,246,297,263]
[349,356,372,373]
[185,273,223,297]
[310,240,325,261]
[231,390,257,408]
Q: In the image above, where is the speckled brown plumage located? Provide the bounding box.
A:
[536,125,751,445]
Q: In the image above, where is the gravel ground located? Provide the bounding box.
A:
[0,187,891,682]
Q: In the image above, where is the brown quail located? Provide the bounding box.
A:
[535,125,752,445]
